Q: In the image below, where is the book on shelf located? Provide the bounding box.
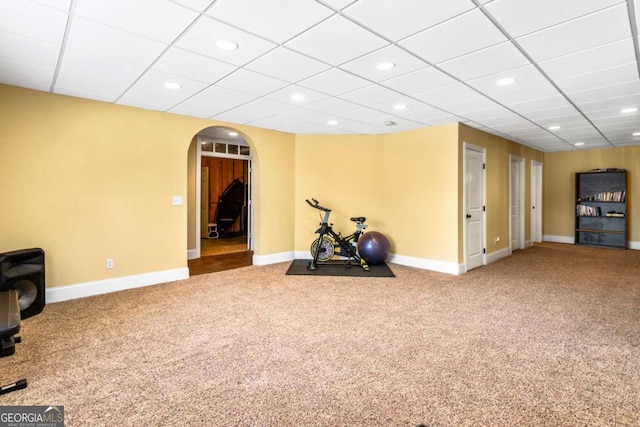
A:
[581,191,626,202]
[576,204,601,216]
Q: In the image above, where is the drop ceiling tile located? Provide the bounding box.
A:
[248,115,296,130]
[0,31,60,68]
[306,97,363,115]
[424,114,466,126]
[508,95,573,115]
[567,80,640,105]
[438,42,530,81]
[369,97,433,116]
[211,106,272,124]
[54,74,130,102]
[55,49,145,90]
[577,93,640,113]
[516,4,631,62]
[169,0,213,12]
[217,69,288,96]
[68,17,168,67]
[238,97,298,115]
[284,15,388,66]
[399,9,507,64]
[320,0,357,11]
[153,47,238,84]
[414,83,481,105]
[438,95,502,116]
[208,0,333,44]
[278,108,330,123]
[478,113,531,128]
[263,85,330,106]
[170,85,257,117]
[465,65,548,95]
[176,16,276,66]
[491,82,562,105]
[118,70,210,111]
[339,84,402,105]
[0,0,68,44]
[485,0,623,38]
[461,105,514,121]
[339,45,427,82]
[31,0,71,11]
[75,0,198,43]
[381,67,458,96]
[519,104,580,121]
[0,56,54,90]
[340,107,388,122]
[537,38,635,80]
[343,0,475,40]
[245,47,331,83]
[298,68,371,96]
[400,106,459,124]
[556,63,639,94]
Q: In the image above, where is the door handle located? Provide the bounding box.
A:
[466,214,471,219]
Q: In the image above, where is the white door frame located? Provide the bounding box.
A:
[531,160,543,244]
[509,155,526,252]
[194,135,254,259]
[463,142,487,272]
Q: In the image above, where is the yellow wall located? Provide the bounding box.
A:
[381,125,460,263]
[458,125,545,258]
[294,125,460,265]
[0,84,295,288]
[543,146,639,243]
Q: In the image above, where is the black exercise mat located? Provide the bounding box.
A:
[286,259,395,277]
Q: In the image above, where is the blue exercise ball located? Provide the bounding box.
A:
[357,231,391,265]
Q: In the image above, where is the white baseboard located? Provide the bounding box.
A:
[187,249,198,260]
[543,235,575,244]
[46,267,189,304]
[389,253,463,275]
[627,241,639,250]
[486,246,510,264]
[525,239,532,248]
[253,251,295,266]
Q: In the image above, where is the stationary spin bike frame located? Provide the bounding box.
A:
[306,198,369,271]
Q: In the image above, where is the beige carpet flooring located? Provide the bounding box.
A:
[2,243,639,426]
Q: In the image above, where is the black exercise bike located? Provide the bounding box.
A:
[306,198,369,271]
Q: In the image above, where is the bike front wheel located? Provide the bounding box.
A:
[310,236,335,262]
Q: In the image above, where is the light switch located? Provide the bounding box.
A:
[172,195,183,206]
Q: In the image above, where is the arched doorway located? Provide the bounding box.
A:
[187,126,254,274]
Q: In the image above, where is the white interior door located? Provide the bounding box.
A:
[531,161,542,243]
[510,156,525,251]
[465,144,485,271]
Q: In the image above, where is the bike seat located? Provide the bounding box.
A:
[350,216,366,223]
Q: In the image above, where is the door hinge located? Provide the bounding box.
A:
[483,248,486,254]
[483,163,486,169]
[483,206,486,212]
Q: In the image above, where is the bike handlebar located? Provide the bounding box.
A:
[306,198,331,212]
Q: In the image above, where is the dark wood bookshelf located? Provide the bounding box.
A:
[575,170,627,249]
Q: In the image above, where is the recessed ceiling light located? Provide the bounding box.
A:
[620,107,638,114]
[384,121,397,127]
[327,120,338,126]
[632,132,640,136]
[376,62,395,71]
[393,103,407,111]
[228,131,238,137]
[216,39,238,50]
[548,125,561,131]
[291,93,305,102]
[575,142,585,147]
[496,77,516,86]
[163,82,182,90]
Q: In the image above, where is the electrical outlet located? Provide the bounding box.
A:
[106,258,114,269]
[494,237,500,245]
[172,195,183,206]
